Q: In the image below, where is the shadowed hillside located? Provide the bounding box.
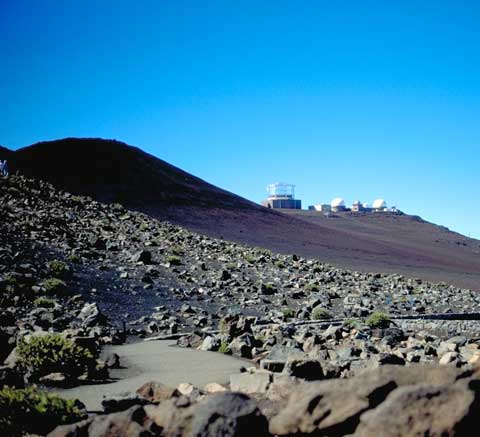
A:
[8,138,264,210]
[3,138,480,291]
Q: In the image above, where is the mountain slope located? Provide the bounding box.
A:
[3,138,480,291]
[9,138,263,209]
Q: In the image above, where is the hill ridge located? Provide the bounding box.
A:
[3,137,480,291]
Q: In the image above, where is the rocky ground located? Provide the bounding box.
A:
[2,174,480,436]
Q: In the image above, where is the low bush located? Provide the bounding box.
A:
[305,283,320,292]
[166,255,182,266]
[343,318,359,329]
[0,386,85,436]
[46,260,71,279]
[243,254,256,264]
[17,333,96,382]
[311,307,333,320]
[282,308,296,318]
[171,245,184,256]
[43,278,67,295]
[34,297,56,308]
[274,260,286,269]
[67,253,82,264]
[366,312,391,329]
[218,340,231,354]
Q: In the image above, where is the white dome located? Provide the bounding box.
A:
[372,198,387,209]
[331,197,345,208]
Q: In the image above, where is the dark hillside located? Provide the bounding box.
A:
[4,138,480,291]
[9,138,265,210]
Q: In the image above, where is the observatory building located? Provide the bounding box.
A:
[262,182,302,209]
[331,197,346,212]
[372,198,387,212]
[351,200,363,212]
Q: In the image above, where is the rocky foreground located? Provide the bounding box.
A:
[49,363,480,436]
[1,174,480,436]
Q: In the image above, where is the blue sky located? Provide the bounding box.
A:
[1,1,479,238]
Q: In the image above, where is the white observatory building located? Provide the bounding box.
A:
[331,197,346,212]
[372,198,387,211]
[262,182,302,209]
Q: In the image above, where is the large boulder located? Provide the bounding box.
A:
[48,405,150,437]
[146,392,270,437]
[270,370,398,436]
[136,381,180,402]
[77,303,107,327]
[282,355,324,381]
[354,381,480,436]
[230,372,273,394]
[187,392,270,436]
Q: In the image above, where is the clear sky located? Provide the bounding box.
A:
[1,1,479,239]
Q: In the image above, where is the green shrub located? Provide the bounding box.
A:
[282,308,295,318]
[243,254,256,264]
[343,318,359,329]
[17,334,96,382]
[218,340,231,354]
[34,297,56,308]
[166,255,182,266]
[274,260,286,269]
[46,260,71,279]
[0,386,85,436]
[67,253,81,263]
[311,307,333,320]
[43,278,67,295]
[305,283,319,292]
[4,274,18,293]
[366,312,391,329]
[171,245,184,256]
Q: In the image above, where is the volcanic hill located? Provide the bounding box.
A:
[3,138,480,290]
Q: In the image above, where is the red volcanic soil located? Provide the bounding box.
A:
[4,138,480,291]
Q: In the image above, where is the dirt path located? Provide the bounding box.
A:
[52,340,245,411]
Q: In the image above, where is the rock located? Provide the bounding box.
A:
[220,270,231,281]
[144,392,270,436]
[439,351,460,366]
[49,405,150,437]
[103,352,121,369]
[354,382,480,436]
[77,303,107,327]
[137,381,180,402]
[228,333,255,358]
[270,365,468,436]
[370,353,406,367]
[219,315,254,338]
[188,392,270,436]
[230,372,273,394]
[131,250,152,264]
[199,335,220,352]
[177,332,203,349]
[270,374,397,436]
[447,335,468,347]
[282,355,324,381]
[177,382,203,400]
[39,372,67,386]
[438,341,459,355]
[379,327,406,347]
[101,395,150,413]
[0,365,24,388]
[0,328,16,364]
[204,382,228,393]
[260,359,285,373]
